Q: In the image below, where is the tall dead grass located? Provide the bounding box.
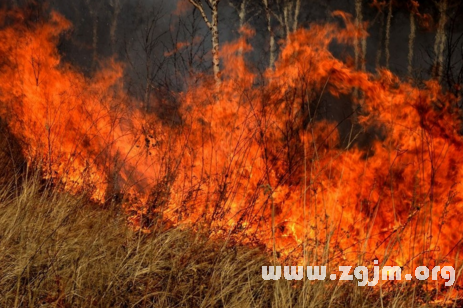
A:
[0,172,453,307]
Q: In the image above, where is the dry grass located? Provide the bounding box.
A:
[0,173,455,307]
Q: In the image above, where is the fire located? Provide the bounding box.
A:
[0,8,462,285]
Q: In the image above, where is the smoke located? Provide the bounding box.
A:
[3,1,458,90]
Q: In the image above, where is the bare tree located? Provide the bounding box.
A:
[370,1,386,69]
[434,0,448,80]
[262,0,300,68]
[109,0,122,54]
[354,0,366,72]
[167,10,209,89]
[229,0,251,57]
[272,0,301,40]
[229,0,248,29]
[262,0,276,68]
[441,1,463,97]
[125,5,167,110]
[85,0,102,69]
[187,0,221,86]
[408,1,417,76]
[385,0,393,69]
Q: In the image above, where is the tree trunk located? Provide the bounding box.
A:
[282,0,301,40]
[263,0,276,68]
[265,0,300,66]
[408,11,415,76]
[385,0,392,69]
[354,0,366,71]
[110,0,121,55]
[229,0,248,57]
[283,2,291,39]
[292,0,301,33]
[85,0,99,70]
[238,0,247,28]
[376,13,384,68]
[211,1,220,86]
[433,0,448,80]
[188,0,221,87]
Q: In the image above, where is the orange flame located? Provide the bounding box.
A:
[0,9,462,287]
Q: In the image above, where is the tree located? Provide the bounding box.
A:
[271,0,301,40]
[187,0,221,86]
[385,0,393,69]
[354,0,366,72]
[433,0,448,80]
[262,0,301,68]
[441,0,463,98]
[109,0,122,54]
[84,0,102,69]
[262,0,276,68]
[228,0,259,57]
[229,0,248,29]
[125,5,167,110]
[408,0,419,76]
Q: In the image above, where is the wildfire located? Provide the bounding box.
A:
[0,7,462,288]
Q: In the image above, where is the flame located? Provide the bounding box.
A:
[0,8,463,287]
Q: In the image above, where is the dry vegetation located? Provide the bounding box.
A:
[0,171,456,307]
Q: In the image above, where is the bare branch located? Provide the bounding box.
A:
[188,0,213,29]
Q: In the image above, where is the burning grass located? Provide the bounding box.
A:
[0,174,458,307]
[1,6,463,306]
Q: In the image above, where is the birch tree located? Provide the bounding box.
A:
[187,0,221,86]
[229,0,248,29]
[272,0,301,40]
[262,0,276,68]
[229,0,247,57]
[262,0,301,68]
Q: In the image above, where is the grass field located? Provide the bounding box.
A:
[0,173,457,307]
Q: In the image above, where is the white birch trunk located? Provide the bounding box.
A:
[238,0,247,28]
[282,0,300,39]
[232,0,247,57]
[283,2,292,39]
[211,1,220,86]
[262,0,300,68]
[292,0,300,32]
[262,0,276,68]
[188,0,221,87]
